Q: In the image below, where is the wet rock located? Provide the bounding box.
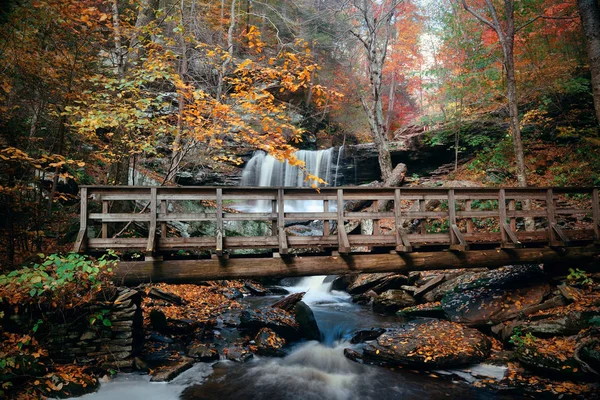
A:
[515,336,590,380]
[495,311,599,341]
[222,287,244,300]
[150,356,195,382]
[244,281,269,296]
[413,274,444,298]
[225,346,254,363]
[442,284,551,327]
[268,286,290,295]
[423,265,541,303]
[347,273,399,294]
[270,292,305,312]
[397,302,445,319]
[350,328,386,344]
[361,320,491,369]
[331,275,355,291]
[239,307,300,340]
[352,290,378,305]
[149,332,174,344]
[254,328,286,356]
[372,290,416,315]
[294,301,321,341]
[149,309,168,333]
[148,287,186,306]
[187,343,219,361]
[343,348,364,364]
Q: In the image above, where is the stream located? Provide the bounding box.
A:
[73,277,523,400]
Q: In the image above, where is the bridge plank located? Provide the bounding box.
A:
[73,187,88,253]
[394,189,412,252]
[145,188,157,260]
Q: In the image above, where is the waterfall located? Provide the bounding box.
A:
[241,148,334,187]
[240,148,337,211]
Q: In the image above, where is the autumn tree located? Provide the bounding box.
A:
[578,0,600,125]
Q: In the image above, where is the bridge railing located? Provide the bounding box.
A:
[74,186,600,258]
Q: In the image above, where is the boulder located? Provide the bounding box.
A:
[358,320,491,369]
[442,284,551,327]
[350,328,386,344]
[222,287,244,300]
[516,336,590,380]
[331,275,355,291]
[239,307,300,340]
[294,301,321,341]
[397,302,445,319]
[496,311,600,341]
[347,273,403,294]
[186,343,219,361]
[243,281,269,296]
[352,290,378,305]
[225,346,254,363]
[270,292,305,312]
[254,328,286,356]
[423,265,542,303]
[150,356,195,382]
[372,290,416,315]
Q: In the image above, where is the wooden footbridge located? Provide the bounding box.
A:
[74,186,600,283]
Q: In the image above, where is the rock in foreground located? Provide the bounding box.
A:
[358,320,491,369]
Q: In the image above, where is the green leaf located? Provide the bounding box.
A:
[29,288,36,297]
[102,319,112,327]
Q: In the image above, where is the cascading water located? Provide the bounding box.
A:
[240,148,342,212]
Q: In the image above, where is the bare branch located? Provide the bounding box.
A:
[461,0,498,35]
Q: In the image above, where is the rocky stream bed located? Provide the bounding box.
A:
[59,263,600,400]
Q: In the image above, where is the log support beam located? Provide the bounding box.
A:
[113,246,600,284]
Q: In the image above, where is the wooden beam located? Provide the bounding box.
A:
[160,200,167,238]
[113,246,600,284]
[551,223,570,245]
[145,187,157,260]
[277,188,288,255]
[547,189,563,247]
[450,224,469,251]
[101,200,109,239]
[465,200,473,234]
[337,189,350,254]
[216,188,224,256]
[323,200,330,236]
[501,223,522,248]
[394,189,412,252]
[73,187,88,253]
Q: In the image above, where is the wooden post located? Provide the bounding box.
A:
[337,189,350,254]
[101,200,109,239]
[394,189,411,252]
[465,199,473,234]
[419,199,426,234]
[160,200,167,238]
[323,200,330,236]
[277,188,288,255]
[73,187,88,253]
[593,188,600,242]
[508,199,516,231]
[546,188,566,247]
[373,200,380,235]
[216,188,224,257]
[499,189,521,248]
[272,199,278,236]
[145,187,157,260]
[499,189,508,245]
[448,189,468,251]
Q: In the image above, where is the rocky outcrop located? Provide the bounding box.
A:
[294,301,321,341]
[347,273,407,295]
[372,290,416,315]
[254,328,286,356]
[356,320,491,369]
[442,284,551,327]
[239,308,300,340]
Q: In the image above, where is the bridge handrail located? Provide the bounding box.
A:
[74,186,600,258]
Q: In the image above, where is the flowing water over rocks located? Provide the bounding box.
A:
[74,277,525,400]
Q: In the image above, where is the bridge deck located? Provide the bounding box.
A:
[74,186,600,282]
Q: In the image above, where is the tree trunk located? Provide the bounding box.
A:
[503,42,527,187]
[578,0,600,125]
